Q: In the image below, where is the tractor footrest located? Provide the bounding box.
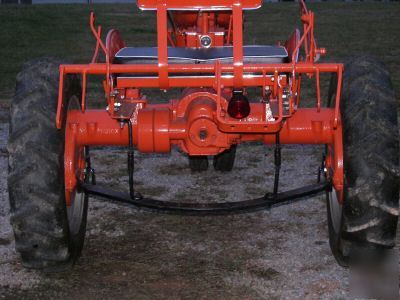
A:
[79,181,329,215]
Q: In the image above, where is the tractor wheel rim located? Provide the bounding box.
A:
[67,191,85,235]
[328,189,342,234]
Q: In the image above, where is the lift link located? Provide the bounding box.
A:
[264,132,281,201]
[126,119,143,200]
[273,133,281,196]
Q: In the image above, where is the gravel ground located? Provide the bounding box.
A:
[0,103,350,298]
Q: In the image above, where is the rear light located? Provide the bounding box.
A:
[227,92,250,119]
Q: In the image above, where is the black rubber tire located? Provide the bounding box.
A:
[327,55,399,267]
[213,145,237,172]
[7,57,88,271]
[188,155,209,172]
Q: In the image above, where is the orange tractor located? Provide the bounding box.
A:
[8,0,399,271]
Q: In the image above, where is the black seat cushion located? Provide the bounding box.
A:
[114,46,288,64]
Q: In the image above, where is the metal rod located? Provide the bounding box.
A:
[127,120,135,199]
[273,133,281,196]
[61,63,343,75]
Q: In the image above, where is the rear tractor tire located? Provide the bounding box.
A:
[8,58,88,271]
[327,56,399,266]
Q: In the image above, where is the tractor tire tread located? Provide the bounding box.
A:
[340,56,399,249]
[7,58,83,271]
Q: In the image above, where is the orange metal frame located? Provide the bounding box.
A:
[57,0,344,205]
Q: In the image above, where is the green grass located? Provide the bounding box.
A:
[0,2,399,101]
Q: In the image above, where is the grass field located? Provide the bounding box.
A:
[0,2,399,102]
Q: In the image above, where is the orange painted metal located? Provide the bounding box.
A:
[64,106,339,201]
[58,0,344,205]
[157,2,169,88]
[65,108,337,149]
[170,12,229,47]
[232,2,243,88]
